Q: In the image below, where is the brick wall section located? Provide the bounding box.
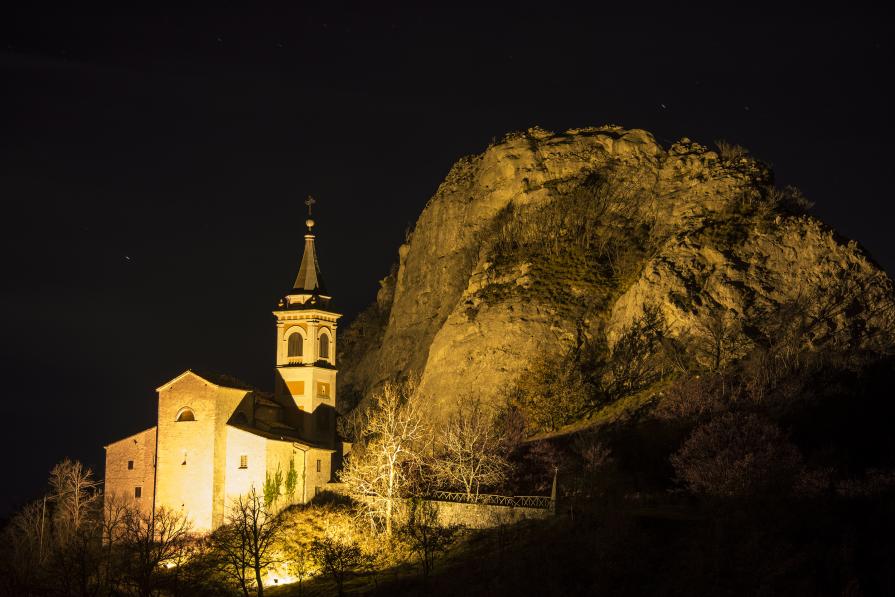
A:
[104,426,156,514]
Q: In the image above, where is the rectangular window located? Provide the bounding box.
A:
[314,486,321,497]
[134,486,142,499]
[127,460,134,470]
[239,455,248,469]
[316,459,321,473]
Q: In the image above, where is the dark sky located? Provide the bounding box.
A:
[1,7,892,517]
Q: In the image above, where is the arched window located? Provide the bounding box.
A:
[319,334,330,360]
[287,332,303,357]
[175,407,195,422]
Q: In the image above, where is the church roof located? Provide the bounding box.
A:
[227,422,332,450]
[156,369,262,393]
[293,233,328,295]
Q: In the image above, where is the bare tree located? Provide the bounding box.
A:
[309,536,368,597]
[398,499,459,579]
[338,379,428,536]
[209,488,283,597]
[602,305,668,398]
[118,506,192,597]
[433,398,511,497]
[691,307,748,372]
[670,412,803,498]
[48,459,101,544]
[209,517,254,597]
[0,500,46,595]
[507,354,590,433]
[40,460,105,597]
[287,545,312,597]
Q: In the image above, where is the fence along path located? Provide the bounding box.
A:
[427,490,553,509]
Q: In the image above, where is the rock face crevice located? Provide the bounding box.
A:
[339,126,894,417]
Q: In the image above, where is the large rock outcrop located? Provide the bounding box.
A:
[338,126,895,417]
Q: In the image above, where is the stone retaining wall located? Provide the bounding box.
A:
[323,483,553,529]
[430,499,553,528]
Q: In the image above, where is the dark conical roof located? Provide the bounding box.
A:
[293,233,328,295]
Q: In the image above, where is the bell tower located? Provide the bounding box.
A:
[273,196,341,446]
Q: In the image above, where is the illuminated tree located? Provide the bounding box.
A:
[117,506,192,597]
[338,379,428,535]
[433,398,511,497]
[48,458,101,544]
[309,536,367,597]
[209,488,283,597]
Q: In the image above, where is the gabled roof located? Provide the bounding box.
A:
[155,369,260,393]
[103,426,157,449]
[292,233,328,295]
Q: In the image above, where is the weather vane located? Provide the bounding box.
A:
[305,195,317,232]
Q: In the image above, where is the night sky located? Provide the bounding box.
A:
[1,8,892,517]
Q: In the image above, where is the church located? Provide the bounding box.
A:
[104,206,342,532]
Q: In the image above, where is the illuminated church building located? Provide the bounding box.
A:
[104,208,340,532]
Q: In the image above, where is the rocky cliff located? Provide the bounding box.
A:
[339,126,895,419]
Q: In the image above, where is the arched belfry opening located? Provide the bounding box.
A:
[288,332,304,357]
[175,407,196,422]
[319,334,330,360]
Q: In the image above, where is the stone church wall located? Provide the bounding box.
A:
[156,374,244,532]
[223,426,268,514]
[104,426,156,514]
[305,447,333,500]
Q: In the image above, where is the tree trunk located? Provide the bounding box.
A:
[254,563,264,597]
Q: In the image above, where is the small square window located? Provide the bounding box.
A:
[127,460,134,470]
[134,486,142,499]
[316,459,321,473]
[239,455,248,469]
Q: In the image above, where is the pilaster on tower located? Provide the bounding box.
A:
[273,196,341,446]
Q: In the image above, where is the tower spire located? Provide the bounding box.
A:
[291,195,327,296]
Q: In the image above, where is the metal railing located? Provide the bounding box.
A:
[427,490,553,509]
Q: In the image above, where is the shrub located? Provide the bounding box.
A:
[670,412,803,497]
[715,139,750,162]
[309,537,368,597]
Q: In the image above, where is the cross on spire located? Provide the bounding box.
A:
[304,195,317,232]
